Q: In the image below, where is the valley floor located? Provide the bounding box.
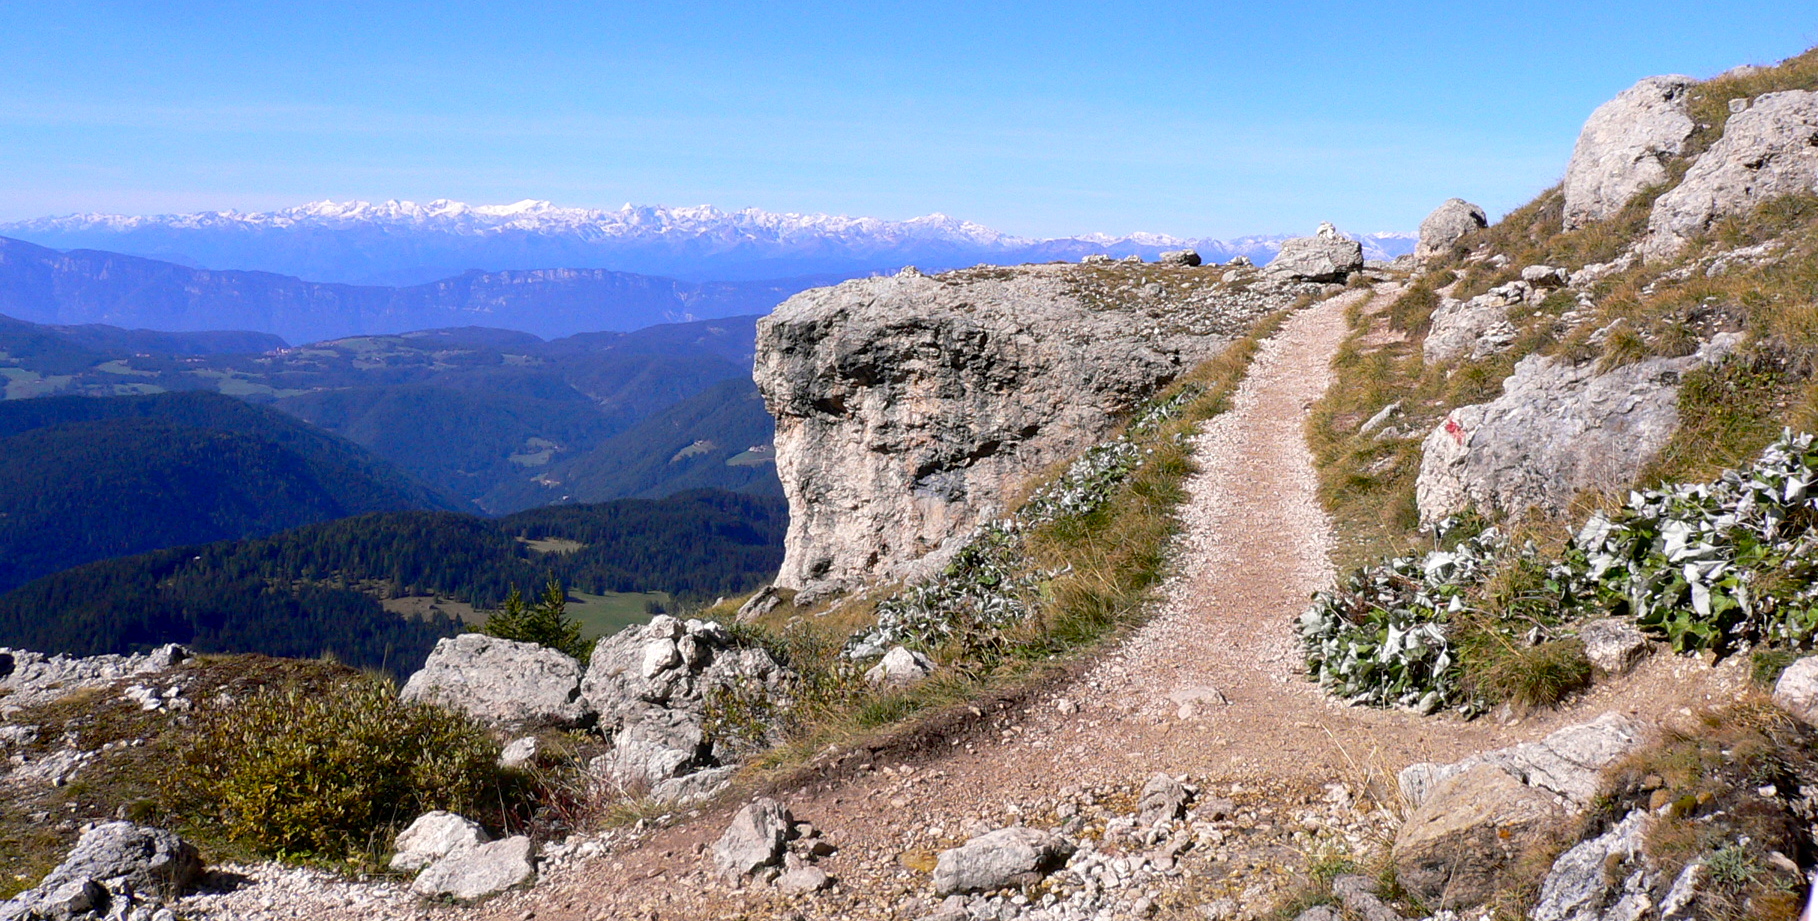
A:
[223,288,1749,921]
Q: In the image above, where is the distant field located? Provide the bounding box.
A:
[414,589,670,645]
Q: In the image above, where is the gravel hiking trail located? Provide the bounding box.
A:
[433,287,1745,921]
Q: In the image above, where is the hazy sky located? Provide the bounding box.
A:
[2,2,1815,237]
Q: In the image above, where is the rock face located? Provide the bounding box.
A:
[1562,75,1695,229]
[2,822,202,920]
[932,827,1074,896]
[1415,198,1488,261]
[1772,655,1818,726]
[712,798,791,879]
[755,265,1284,598]
[390,811,490,873]
[1392,764,1568,908]
[1530,810,1654,921]
[582,615,788,800]
[1266,223,1364,282]
[400,634,590,730]
[1646,89,1818,257]
[410,836,535,901]
[1414,338,1738,524]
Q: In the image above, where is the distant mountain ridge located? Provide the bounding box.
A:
[2,199,1416,286]
[0,235,834,342]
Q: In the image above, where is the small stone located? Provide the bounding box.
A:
[712,799,791,879]
[499,736,540,769]
[391,811,489,872]
[1580,619,1649,675]
[1773,656,1818,726]
[776,866,832,893]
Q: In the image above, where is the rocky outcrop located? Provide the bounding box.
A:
[0,645,187,717]
[1,823,202,920]
[1645,89,1818,257]
[1422,288,1521,364]
[1393,764,1567,908]
[1399,712,1644,811]
[399,634,591,730]
[582,615,788,801]
[755,264,1290,598]
[1394,714,1645,909]
[1415,336,1738,524]
[1530,810,1654,921]
[1266,223,1364,282]
[1415,198,1487,261]
[1562,75,1695,229]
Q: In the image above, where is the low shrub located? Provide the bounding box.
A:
[166,674,507,861]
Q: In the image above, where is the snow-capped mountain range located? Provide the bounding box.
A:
[1,200,1415,287]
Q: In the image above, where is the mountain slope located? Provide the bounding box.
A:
[0,235,830,342]
[488,376,780,510]
[0,313,767,510]
[1,199,1416,285]
[0,489,786,673]
[0,391,460,593]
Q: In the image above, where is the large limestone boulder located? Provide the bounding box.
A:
[932,827,1074,896]
[1392,764,1568,908]
[582,615,789,799]
[1414,198,1488,261]
[1414,338,1738,525]
[755,265,1280,598]
[400,633,591,730]
[1562,75,1696,229]
[1646,90,1818,258]
[1266,223,1364,282]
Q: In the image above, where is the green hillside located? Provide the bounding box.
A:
[0,391,462,593]
[0,489,786,674]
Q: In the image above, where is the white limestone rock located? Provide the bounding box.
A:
[1415,199,1488,261]
[1772,655,1818,726]
[1563,75,1696,229]
[755,265,1281,598]
[864,646,936,687]
[712,798,791,879]
[389,811,489,873]
[1414,336,1740,524]
[410,836,534,901]
[400,634,591,730]
[932,827,1074,896]
[1266,223,1364,282]
[1646,89,1818,258]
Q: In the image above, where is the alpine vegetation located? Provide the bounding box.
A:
[1301,430,1818,712]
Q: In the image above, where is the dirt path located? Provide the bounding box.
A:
[451,287,1748,921]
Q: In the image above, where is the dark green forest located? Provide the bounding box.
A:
[0,391,463,594]
[0,489,786,675]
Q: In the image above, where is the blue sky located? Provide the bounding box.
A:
[1,2,1815,237]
